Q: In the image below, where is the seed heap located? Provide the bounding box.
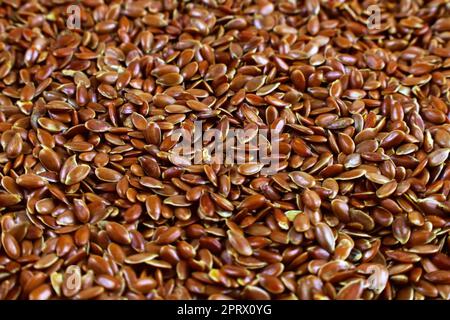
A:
[0,0,449,300]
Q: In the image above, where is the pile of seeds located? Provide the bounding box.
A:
[0,0,450,300]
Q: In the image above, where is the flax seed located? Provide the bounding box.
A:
[0,0,448,302]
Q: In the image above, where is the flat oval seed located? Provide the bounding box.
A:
[315,223,335,253]
[65,165,91,185]
[289,171,316,188]
[227,230,253,256]
[376,180,398,198]
[85,119,111,132]
[29,284,52,300]
[125,253,159,264]
[2,233,21,259]
[238,194,267,211]
[365,172,391,184]
[95,167,123,182]
[237,163,264,176]
[105,222,131,245]
[156,227,182,244]
[428,148,449,167]
[16,174,47,188]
